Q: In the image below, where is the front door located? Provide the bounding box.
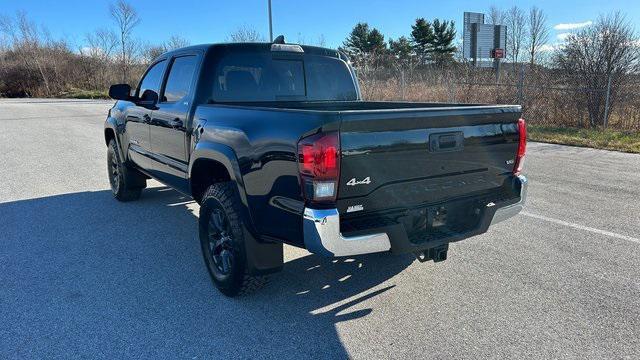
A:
[149,54,199,190]
[125,59,167,170]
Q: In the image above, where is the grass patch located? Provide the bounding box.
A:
[529,125,640,153]
[59,88,110,99]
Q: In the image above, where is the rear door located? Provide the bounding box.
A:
[149,54,200,188]
[125,59,167,169]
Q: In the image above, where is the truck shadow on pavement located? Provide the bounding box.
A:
[1,186,415,358]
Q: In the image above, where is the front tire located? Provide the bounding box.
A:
[199,182,267,297]
[107,139,146,201]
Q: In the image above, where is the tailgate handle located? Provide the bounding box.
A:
[429,132,464,152]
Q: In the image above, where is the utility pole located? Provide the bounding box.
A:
[268,0,273,42]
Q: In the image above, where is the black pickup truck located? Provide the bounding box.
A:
[104,41,527,296]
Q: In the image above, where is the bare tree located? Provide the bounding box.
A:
[140,42,164,64]
[487,5,505,25]
[294,33,328,47]
[0,11,53,95]
[0,32,7,71]
[0,30,8,51]
[527,6,549,66]
[555,12,640,128]
[138,35,190,65]
[164,35,190,51]
[137,35,190,66]
[83,29,118,88]
[110,0,140,83]
[295,32,308,45]
[226,26,265,42]
[85,29,118,60]
[41,29,71,92]
[317,34,327,47]
[505,6,527,66]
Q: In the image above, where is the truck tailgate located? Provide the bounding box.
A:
[337,106,522,217]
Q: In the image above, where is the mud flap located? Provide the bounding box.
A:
[242,226,283,275]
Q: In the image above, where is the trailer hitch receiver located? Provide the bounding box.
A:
[414,244,449,263]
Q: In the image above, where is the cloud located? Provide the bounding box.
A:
[538,44,557,52]
[553,21,593,31]
[556,33,571,41]
[77,46,107,57]
[79,46,95,54]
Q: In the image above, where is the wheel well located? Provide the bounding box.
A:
[105,128,116,146]
[190,159,232,202]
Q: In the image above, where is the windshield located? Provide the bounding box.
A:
[210,52,358,102]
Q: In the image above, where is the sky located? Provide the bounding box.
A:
[1,0,639,50]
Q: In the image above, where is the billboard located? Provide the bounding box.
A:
[463,12,507,67]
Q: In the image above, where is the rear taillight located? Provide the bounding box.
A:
[297,132,340,204]
[513,118,527,175]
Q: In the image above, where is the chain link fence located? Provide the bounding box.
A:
[358,64,640,131]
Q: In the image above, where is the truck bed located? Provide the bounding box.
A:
[197,100,522,251]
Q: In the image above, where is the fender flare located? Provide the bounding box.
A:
[188,142,249,209]
[104,117,125,161]
[189,142,283,275]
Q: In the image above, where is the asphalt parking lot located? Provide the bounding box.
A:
[1,99,639,359]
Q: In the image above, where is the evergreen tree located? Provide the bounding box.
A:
[342,23,370,55]
[431,19,456,65]
[389,36,414,68]
[410,18,434,64]
[341,22,388,68]
[367,28,386,53]
[342,22,386,55]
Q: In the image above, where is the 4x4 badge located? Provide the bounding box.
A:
[346,177,371,186]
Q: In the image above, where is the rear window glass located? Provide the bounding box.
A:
[211,52,357,102]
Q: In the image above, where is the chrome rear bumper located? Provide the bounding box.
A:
[302,208,391,257]
[490,175,528,225]
[303,175,527,257]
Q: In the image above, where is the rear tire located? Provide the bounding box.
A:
[107,139,146,202]
[199,182,268,297]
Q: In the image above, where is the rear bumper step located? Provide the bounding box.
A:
[303,175,527,257]
[490,175,528,225]
[302,208,391,257]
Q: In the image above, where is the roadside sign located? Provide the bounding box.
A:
[463,12,507,67]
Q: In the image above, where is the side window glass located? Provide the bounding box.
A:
[162,56,198,103]
[138,60,167,99]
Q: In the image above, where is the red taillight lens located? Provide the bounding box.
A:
[298,132,340,203]
[513,118,527,175]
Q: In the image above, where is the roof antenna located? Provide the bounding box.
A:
[273,35,285,44]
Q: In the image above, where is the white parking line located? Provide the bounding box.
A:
[521,212,640,244]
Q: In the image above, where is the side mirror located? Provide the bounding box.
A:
[108,84,132,101]
[138,89,159,109]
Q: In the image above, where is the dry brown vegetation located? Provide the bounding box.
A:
[357,12,639,132]
[0,7,181,98]
[358,64,640,131]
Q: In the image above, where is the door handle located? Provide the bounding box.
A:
[169,118,184,129]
